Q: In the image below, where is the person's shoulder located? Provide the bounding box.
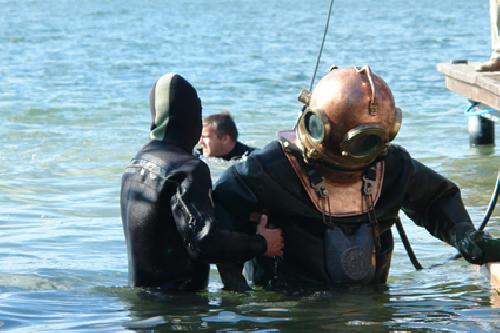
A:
[382,144,415,186]
[168,155,212,189]
[236,141,254,151]
[387,143,410,156]
[243,141,284,161]
[240,142,256,155]
[145,141,208,174]
[225,141,257,161]
[255,140,282,154]
[139,140,185,157]
[217,141,288,190]
[386,144,413,164]
[180,153,208,172]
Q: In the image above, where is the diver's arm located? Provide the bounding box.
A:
[170,161,269,263]
[401,159,475,247]
[401,159,500,264]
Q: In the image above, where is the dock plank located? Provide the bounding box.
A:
[437,62,500,111]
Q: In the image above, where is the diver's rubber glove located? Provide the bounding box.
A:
[457,230,500,264]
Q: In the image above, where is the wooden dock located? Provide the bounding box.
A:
[436,62,500,116]
[437,62,499,290]
[437,62,499,146]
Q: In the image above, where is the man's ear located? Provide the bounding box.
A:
[221,134,232,144]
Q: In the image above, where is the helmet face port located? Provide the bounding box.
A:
[305,111,325,142]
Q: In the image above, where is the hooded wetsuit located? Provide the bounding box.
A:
[120,74,266,290]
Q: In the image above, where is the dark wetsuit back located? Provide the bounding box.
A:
[121,141,266,289]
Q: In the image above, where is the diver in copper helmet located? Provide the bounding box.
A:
[120,73,283,290]
[213,65,500,290]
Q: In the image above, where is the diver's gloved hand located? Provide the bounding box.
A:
[456,230,500,264]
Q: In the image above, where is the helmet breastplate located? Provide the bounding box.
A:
[282,143,384,218]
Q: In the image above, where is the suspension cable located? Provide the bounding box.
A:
[309,0,336,91]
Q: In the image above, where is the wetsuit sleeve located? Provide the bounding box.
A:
[401,158,476,247]
[170,161,266,263]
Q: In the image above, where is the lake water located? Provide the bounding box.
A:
[1,0,499,331]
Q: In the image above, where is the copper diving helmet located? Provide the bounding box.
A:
[296,65,402,171]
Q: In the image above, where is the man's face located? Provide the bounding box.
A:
[199,125,227,157]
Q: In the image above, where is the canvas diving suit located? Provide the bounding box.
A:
[213,140,475,289]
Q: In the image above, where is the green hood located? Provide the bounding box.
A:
[149,73,202,152]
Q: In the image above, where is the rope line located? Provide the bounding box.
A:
[464,101,496,117]
[309,0,336,90]
[478,171,500,232]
